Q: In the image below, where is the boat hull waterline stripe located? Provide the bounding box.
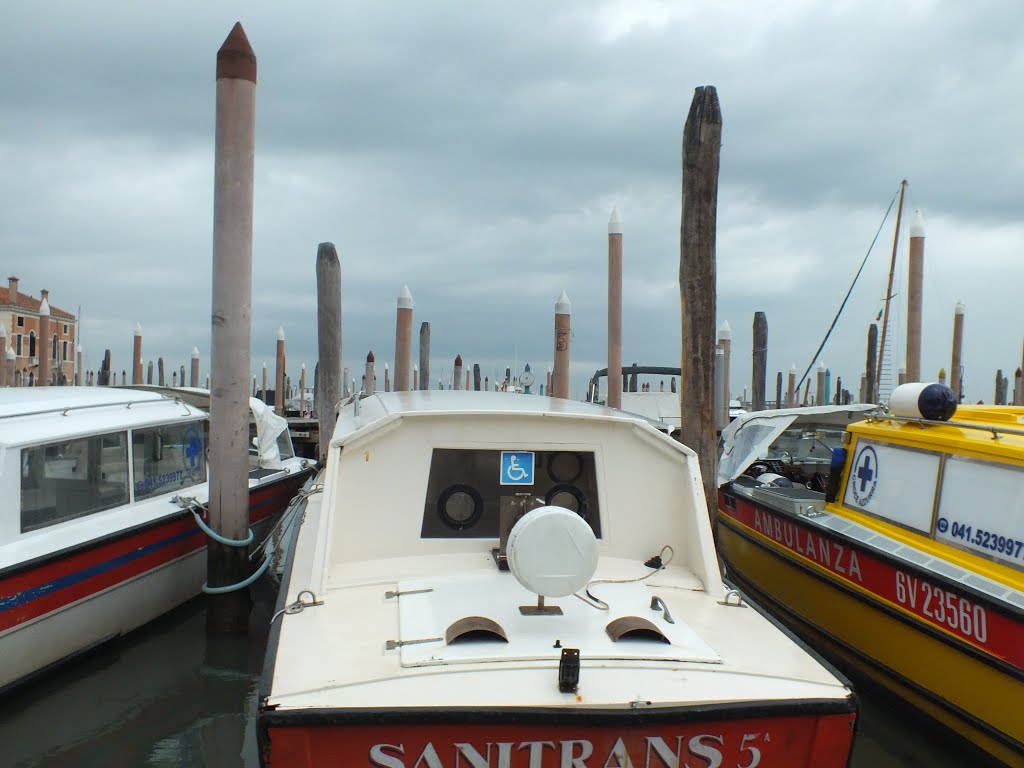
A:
[1,474,309,633]
[719,491,1024,672]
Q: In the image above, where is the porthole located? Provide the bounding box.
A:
[545,483,587,519]
[547,452,583,484]
[437,484,483,530]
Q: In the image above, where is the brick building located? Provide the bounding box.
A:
[1,276,77,385]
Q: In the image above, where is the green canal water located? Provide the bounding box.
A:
[0,596,996,767]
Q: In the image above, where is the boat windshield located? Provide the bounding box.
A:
[419,448,601,539]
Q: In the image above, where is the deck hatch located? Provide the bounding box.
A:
[394,574,720,667]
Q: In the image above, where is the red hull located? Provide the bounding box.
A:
[260,711,856,768]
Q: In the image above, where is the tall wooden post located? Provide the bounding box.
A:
[394,286,413,392]
[132,324,143,384]
[714,346,725,430]
[190,347,200,387]
[816,362,827,406]
[865,324,879,403]
[207,22,257,631]
[1014,367,1023,406]
[607,207,623,409]
[77,345,83,386]
[384,364,391,392]
[718,321,731,420]
[147,360,153,385]
[299,364,306,415]
[316,242,342,457]
[679,85,721,523]
[775,371,783,410]
[786,364,796,407]
[5,346,14,387]
[413,364,419,391]
[418,322,430,391]
[38,299,51,386]
[473,363,481,391]
[995,370,1007,405]
[906,210,925,382]
[751,312,767,411]
[950,301,965,402]
[157,357,165,386]
[261,362,267,402]
[275,327,285,415]
[552,291,571,399]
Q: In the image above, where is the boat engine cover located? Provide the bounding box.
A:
[507,506,599,597]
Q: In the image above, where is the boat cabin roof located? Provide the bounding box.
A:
[0,387,205,447]
[850,405,1024,462]
[332,390,679,448]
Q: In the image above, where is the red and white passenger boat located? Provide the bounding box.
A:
[259,391,857,767]
[0,387,314,692]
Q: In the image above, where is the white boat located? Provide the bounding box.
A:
[0,387,315,693]
[258,391,857,767]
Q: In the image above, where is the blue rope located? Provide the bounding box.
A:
[202,553,273,594]
[191,508,254,547]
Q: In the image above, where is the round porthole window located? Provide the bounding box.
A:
[545,483,587,519]
[547,452,583,484]
[437,484,483,530]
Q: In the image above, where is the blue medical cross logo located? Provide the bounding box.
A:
[856,453,874,492]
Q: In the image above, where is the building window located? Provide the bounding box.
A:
[20,432,130,532]
[62,340,68,360]
[16,335,22,355]
[16,316,24,327]
[28,331,35,358]
[63,323,68,334]
[52,335,58,361]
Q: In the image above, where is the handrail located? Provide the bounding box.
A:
[870,413,1024,440]
[0,395,186,422]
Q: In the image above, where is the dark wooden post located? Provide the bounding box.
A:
[995,370,1007,405]
[864,324,879,404]
[679,85,721,524]
[207,21,257,632]
[38,299,51,386]
[751,312,767,411]
[275,327,285,415]
[473,363,481,391]
[316,242,342,457]
[775,371,783,410]
[158,357,165,386]
[906,211,925,382]
[950,301,965,402]
[552,292,571,399]
[100,349,112,386]
[418,322,430,390]
[190,347,200,387]
[147,360,154,384]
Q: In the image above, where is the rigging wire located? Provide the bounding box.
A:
[796,185,901,394]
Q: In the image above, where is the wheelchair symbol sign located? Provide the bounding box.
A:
[500,451,535,486]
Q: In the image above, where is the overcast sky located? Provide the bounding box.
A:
[2,1,1022,403]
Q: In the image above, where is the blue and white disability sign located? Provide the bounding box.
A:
[500,451,535,485]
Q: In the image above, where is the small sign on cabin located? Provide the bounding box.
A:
[500,451,534,486]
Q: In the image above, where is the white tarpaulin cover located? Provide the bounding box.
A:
[717,404,875,487]
[250,397,289,465]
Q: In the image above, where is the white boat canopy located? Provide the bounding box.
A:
[717,404,875,487]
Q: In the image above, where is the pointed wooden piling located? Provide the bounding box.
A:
[38,299,51,386]
[950,301,965,402]
[453,354,463,391]
[191,347,200,387]
[207,21,257,632]
[864,324,879,403]
[365,351,376,395]
[132,323,143,384]
[552,291,571,399]
[607,207,623,410]
[394,286,413,392]
[906,210,925,382]
[718,321,732,420]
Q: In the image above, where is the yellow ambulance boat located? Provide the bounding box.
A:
[717,383,1024,766]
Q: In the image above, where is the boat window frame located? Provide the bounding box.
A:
[130,419,208,502]
[933,451,1024,572]
[841,437,942,536]
[20,430,131,533]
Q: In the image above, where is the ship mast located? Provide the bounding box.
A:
[874,179,907,401]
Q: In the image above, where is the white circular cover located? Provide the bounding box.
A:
[506,506,599,597]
